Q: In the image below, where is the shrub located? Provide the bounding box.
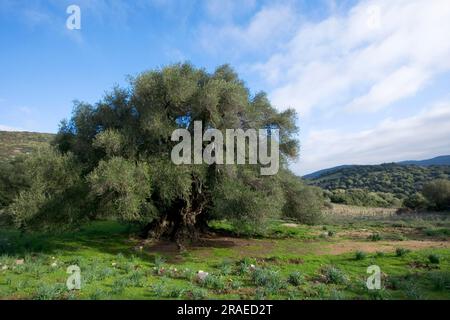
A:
[355,251,367,260]
[251,268,285,291]
[321,266,347,285]
[422,179,450,211]
[281,174,324,225]
[167,286,185,298]
[187,287,208,300]
[395,248,410,257]
[369,233,382,241]
[429,272,450,291]
[403,193,428,210]
[201,275,226,291]
[287,271,304,286]
[428,254,440,264]
[218,260,233,276]
[33,283,66,300]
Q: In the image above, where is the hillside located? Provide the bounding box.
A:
[0,131,54,162]
[398,155,450,166]
[306,163,450,198]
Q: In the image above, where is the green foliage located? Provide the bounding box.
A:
[308,163,450,200]
[428,254,440,264]
[422,179,450,211]
[369,233,382,241]
[395,248,410,257]
[0,131,54,162]
[326,188,400,208]
[7,63,304,237]
[355,251,367,260]
[251,268,285,291]
[7,147,88,231]
[281,172,324,225]
[87,157,154,222]
[320,266,347,284]
[287,271,304,286]
[403,192,428,210]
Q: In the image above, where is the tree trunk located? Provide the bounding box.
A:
[141,175,210,250]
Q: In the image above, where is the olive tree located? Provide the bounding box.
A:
[8,63,321,247]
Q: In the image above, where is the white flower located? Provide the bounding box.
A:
[51,262,57,267]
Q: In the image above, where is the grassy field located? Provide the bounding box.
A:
[0,206,449,300]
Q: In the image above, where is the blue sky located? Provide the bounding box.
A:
[1,0,450,175]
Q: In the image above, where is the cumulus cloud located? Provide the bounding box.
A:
[297,101,450,174]
[254,0,450,115]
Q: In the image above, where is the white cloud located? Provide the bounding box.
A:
[199,3,298,54]
[297,101,450,174]
[0,124,25,132]
[254,0,450,115]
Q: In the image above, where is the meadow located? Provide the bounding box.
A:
[0,205,449,300]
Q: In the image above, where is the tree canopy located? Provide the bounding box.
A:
[6,63,322,247]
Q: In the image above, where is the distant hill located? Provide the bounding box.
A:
[398,155,450,166]
[0,131,54,162]
[305,162,450,198]
[304,155,450,179]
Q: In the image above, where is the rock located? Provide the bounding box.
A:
[51,262,57,267]
[196,270,209,282]
[15,259,24,265]
[249,264,256,271]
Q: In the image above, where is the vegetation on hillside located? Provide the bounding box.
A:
[307,163,450,199]
[0,131,54,162]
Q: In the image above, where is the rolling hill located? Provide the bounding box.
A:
[305,162,450,198]
[0,131,55,162]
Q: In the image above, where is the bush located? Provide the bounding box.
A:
[287,271,304,286]
[369,233,382,241]
[251,268,285,291]
[422,179,450,211]
[328,189,400,208]
[321,266,347,284]
[355,251,367,260]
[395,248,410,257]
[282,174,324,225]
[429,272,450,291]
[428,254,440,264]
[403,193,428,210]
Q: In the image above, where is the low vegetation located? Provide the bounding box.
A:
[0,206,449,300]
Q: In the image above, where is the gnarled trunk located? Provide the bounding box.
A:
[141,177,210,250]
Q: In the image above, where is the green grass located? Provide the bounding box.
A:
[0,215,449,300]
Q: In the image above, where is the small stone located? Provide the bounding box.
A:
[196,270,209,282]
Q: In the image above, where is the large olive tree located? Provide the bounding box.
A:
[9,64,320,247]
